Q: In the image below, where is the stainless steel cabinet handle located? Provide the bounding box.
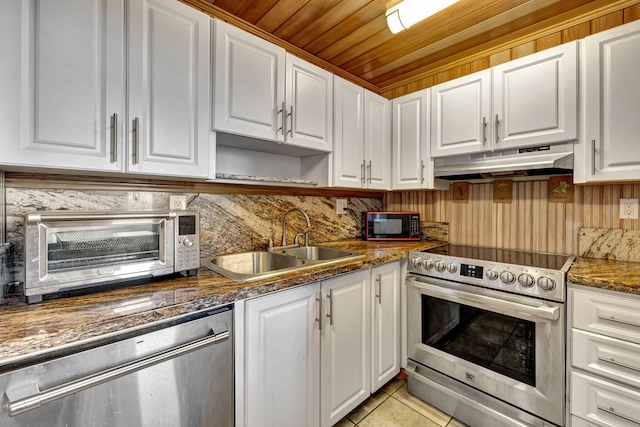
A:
[315,291,321,330]
[110,113,118,163]
[361,161,366,187]
[375,274,382,304]
[597,353,640,373]
[287,106,294,137]
[592,139,597,175]
[277,102,285,135]
[367,161,372,184]
[482,116,487,145]
[495,114,500,143]
[420,160,425,184]
[132,117,140,165]
[4,328,229,417]
[326,288,333,326]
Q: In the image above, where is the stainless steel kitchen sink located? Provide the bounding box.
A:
[279,246,361,262]
[201,246,364,282]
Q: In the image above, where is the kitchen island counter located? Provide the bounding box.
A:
[0,239,442,368]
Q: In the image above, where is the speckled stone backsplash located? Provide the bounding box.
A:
[578,227,640,262]
[3,188,383,285]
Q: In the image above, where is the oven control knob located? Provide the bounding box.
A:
[518,273,535,287]
[435,261,446,272]
[447,263,458,274]
[424,259,434,270]
[411,257,423,268]
[537,276,556,291]
[486,269,499,281]
[500,271,515,284]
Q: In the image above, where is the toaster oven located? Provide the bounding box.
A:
[24,211,199,303]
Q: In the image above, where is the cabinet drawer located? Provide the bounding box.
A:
[571,415,602,427]
[570,371,640,427]
[572,329,640,389]
[571,288,640,345]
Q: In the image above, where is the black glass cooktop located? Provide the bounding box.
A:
[422,244,572,271]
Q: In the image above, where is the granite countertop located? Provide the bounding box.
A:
[568,257,640,295]
[0,239,443,368]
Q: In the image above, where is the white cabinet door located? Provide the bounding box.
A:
[244,284,321,427]
[371,262,401,392]
[333,76,364,188]
[286,54,333,152]
[493,41,577,150]
[0,0,125,172]
[430,70,491,157]
[364,91,391,190]
[392,89,434,190]
[321,269,371,427]
[578,20,640,183]
[213,19,285,142]
[127,0,209,177]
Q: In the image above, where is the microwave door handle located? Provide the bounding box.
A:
[406,275,560,321]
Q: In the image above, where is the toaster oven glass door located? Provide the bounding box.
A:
[33,218,174,287]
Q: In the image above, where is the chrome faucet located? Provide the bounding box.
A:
[281,208,311,246]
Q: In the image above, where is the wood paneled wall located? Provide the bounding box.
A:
[382,3,640,99]
[384,182,640,255]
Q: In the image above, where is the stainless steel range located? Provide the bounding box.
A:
[405,244,574,427]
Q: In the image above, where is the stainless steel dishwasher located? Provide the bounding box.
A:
[0,305,233,427]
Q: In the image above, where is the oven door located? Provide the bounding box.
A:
[25,216,174,299]
[406,274,564,426]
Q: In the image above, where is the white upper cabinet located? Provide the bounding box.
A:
[430,42,577,159]
[333,77,391,189]
[392,89,442,190]
[213,19,332,152]
[127,0,210,177]
[493,41,577,149]
[575,20,640,183]
[0,0,210,178]
[213,19,285,142]
[430,70,491,157]
[0,0,125,172]
[285,54,333,151]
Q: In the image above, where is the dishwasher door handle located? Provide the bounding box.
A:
[4,327,229,417]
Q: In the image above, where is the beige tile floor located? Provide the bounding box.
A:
[336,379,467,427]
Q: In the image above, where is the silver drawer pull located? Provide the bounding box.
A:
[597,404,640,425]
[110,113,118,163]
[132,117,140,164]
[597,354,640,373]
[597,307,640,328]
[375,274,382,304]
[326,288,333,326]
[315,291,321,331]
[4,329,229,417]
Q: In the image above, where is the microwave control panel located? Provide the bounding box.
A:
[175,212,200,273]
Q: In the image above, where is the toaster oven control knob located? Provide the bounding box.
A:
[518,273,535,287]
[424,259,434,270]
[537,276,556,291]
[446,263,458,274]
[435,261,446,272]
[411,257,423,268]
[182,237,194,247]
[500,271,516,284]
[486,269,499,281]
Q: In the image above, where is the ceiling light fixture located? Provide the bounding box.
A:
[386,0,462,34]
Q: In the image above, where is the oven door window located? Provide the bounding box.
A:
[421,295,536,386]
[45,222,162,273]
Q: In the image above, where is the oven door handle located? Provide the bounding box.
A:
[406,275,560,321]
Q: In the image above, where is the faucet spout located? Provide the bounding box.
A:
[281,208,311,246]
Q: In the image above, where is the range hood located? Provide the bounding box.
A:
[433,142,574,181]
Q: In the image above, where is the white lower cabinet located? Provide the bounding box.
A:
[568,285,640,427]
[242,263,400,427]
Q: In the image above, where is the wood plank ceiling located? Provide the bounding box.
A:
[185,0,639,96]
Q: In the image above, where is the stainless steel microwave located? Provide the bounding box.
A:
[24,211,199,303]
[362,211,420,241]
